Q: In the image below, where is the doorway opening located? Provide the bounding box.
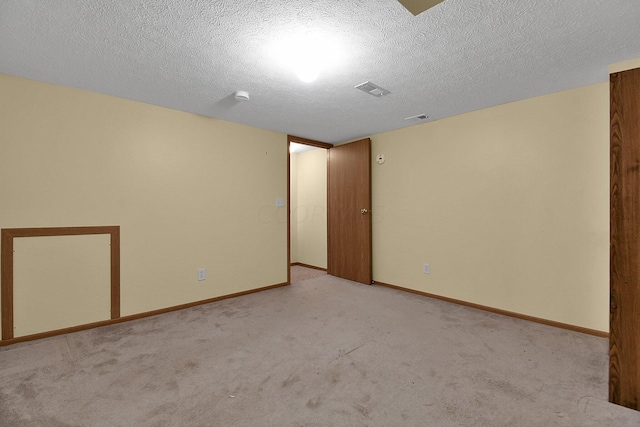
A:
[286,135,372,286]
[287,135,333,284]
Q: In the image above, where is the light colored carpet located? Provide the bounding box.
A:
[1,268,639,426]
[291,265,327,283]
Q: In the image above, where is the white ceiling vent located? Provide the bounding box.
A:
[355,81,390,97]
[404,114,429,121]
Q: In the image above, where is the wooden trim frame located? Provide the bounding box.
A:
[1,226,120,342]
[375,281,609,338]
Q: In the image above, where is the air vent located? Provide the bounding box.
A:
[404,114,429,121]
[355,81,390,97]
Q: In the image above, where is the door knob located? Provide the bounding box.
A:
[361,209,368,214]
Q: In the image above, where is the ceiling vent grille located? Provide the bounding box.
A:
[405,114,429,121]
[355,81,390,97]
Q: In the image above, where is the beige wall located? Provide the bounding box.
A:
[371,82,609,332]
[0,72,613,336]
[290,149,327,269]
[0,74,288,335]
[609,57,640,74]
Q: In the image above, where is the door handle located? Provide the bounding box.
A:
[361,209,369,214]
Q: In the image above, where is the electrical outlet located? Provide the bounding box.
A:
[423,264,430,274]
[198,268,206,281]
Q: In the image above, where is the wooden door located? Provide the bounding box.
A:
[327,138,372,284]
[610,67,640,410]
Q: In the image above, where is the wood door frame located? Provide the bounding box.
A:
[287,135,333,284]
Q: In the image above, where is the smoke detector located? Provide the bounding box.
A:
[234,90,250,101]
[355,81,390,97]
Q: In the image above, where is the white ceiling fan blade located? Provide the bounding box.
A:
[396,0,446,16]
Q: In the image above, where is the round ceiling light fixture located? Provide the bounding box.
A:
[295,63,320,83]
[268,29,345,84]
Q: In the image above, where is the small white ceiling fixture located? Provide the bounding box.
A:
[355,81,391,97]
[234,91,250,101]
[396,0,446,16]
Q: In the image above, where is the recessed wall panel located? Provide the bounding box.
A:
[13,234,111,337]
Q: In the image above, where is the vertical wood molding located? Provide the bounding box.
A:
[610,67,640,410]
[1,230,15,340]
[110,228,121,319]
[0,226,121,341]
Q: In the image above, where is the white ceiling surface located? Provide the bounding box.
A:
[1,0,639,144]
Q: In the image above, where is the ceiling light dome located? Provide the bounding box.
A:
[295,63,320,83]
[268,29,344,83]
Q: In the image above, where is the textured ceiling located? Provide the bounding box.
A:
[1,0,639,144]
